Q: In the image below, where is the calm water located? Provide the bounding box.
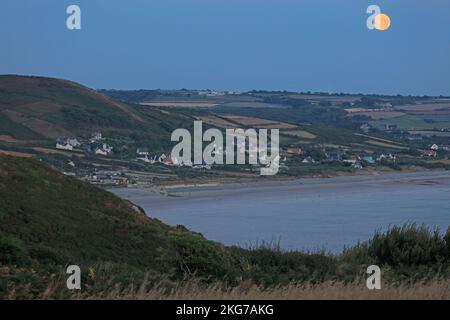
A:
[112,172,450,253]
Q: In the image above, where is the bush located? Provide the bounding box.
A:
[367,224,447,267]
[164,231,239,281]
[0,233,30,266]
[232,244,337,285]
[338,242,374,279]
[444,227,450,258]
[29,245,69,265]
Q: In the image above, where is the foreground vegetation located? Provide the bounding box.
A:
[1,155,450,299]
[22,279,450,300]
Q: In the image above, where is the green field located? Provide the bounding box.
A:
[370,115,450,130]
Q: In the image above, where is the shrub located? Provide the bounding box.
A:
[230,244,338,285]
[0,233,30,266]
[163,231,239,281]
[29,245,69,266]
[444,227,450,258]
[367,224,447,267]
[338,242,374,280]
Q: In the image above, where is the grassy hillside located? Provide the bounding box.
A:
[0,75,193,150]
[0,155,175,268]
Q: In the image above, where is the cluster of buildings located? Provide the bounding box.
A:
[56,132,113,156]
[422,144,440,158]
[284,146,398,169]
[196,90,239,97]
[285,141,449,169]
[136,148,212,169]
[55,137,81,151]
[82,170,129,186]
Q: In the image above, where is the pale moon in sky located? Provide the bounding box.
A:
[375,13,391,31]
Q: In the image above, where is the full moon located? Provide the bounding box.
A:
[374,13,391,31]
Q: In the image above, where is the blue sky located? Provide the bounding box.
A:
[1,0,450,95]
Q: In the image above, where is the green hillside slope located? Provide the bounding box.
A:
[0,155,175,268]
[0,75,193,150]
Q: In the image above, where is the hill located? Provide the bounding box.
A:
[0,75,192,150]
[0,155,176,268]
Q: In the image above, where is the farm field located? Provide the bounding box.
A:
[394,103,450,111]
[370,115,450,130]
[221,115,297,129]
[220,102,288,109]
[282,129,317,139]
[140,101,220,108]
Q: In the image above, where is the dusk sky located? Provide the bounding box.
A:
[1,0,450,95]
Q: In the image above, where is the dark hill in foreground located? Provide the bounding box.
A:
[0,155,177,268]
[1,155,449,299]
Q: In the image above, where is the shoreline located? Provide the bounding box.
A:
[116,168,450,194]
[110,171,450,202]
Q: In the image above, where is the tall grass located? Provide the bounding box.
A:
[93,280,450,300]
[5,278,450,300]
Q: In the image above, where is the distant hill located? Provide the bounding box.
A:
[0,75,193,150]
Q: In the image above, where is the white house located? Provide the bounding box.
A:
[90,132,103,143]
[302,156,316,164]
[377,153,396,161]
[352,161,363,169]
[158,154,167,162]
[136,148,150,156]
[102,143,113,153]
[56,143,73,151]
[67,138,81,147]
[95,148,108,156]
[94,143,112,156]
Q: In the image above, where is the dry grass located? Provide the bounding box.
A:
[4,275,450,300]
[70,280,450,300]
[0,135,20,143]
[0,149,33,158]
[222,115,276,126]
[32,147,85,157]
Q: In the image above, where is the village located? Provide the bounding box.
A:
[56,132,113,156]
[51,131,449,188]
